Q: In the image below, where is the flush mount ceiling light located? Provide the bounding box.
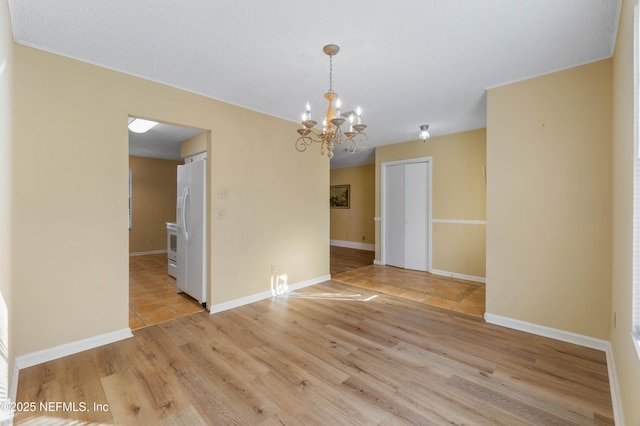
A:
[419,124,430,141]
[128,118,159,133]
[295,44,368,159]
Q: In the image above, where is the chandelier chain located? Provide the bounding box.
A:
[328,54,334,94]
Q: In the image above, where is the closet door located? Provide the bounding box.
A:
[385,164,405,268]
[404,162,429,271]
[382,160,430,272]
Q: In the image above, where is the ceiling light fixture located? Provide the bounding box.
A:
[295,44,368,159]
[419,124,430,141]
[128,118,159,134]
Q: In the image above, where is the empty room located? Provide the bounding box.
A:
[1,0,639,424]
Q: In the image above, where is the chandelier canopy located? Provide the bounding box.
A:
[295,44,368,159]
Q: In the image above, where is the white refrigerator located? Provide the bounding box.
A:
[176,159,206,306]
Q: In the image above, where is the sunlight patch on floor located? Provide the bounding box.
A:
[282,292,378,302]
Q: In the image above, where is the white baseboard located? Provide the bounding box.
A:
[373,260,384,265]
[604,342,625,426]
[10,328,133,403]
[330,240,375,252]
[484,313,624,425]
[484,313,609,350]
[129,250,167,256]
[209,275,331,314]
[431,268,486,284]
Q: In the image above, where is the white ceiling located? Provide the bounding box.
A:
[128,120,203,161]
[8,0,621,168]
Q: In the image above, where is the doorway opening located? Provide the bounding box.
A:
[127,117,207,329]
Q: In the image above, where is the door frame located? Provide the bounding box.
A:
[380,156,432,271]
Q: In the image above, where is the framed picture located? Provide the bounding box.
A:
[330,184,350,208]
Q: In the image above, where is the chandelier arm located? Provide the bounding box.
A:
[353,133,369,149]
[300,128,331,144]
[295,136,312,152]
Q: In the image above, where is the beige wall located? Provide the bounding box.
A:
[181,132,207,158]
[9,43,328,358]
[0,0,14,397]
[486,59,612,339]
[330,165,375,246]
[611,0,640,422]
[128,156,182,253]
[375,129,487,278]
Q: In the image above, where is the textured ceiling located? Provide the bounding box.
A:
[8,0,621,168]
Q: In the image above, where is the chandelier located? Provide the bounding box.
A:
[295,44,368,159]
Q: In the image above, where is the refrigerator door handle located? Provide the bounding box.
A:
[181,186,190,241]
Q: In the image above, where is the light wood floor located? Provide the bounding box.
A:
[15,280,613,424]
[330,245,375,275]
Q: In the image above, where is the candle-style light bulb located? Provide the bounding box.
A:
[305,102,311,120]
[335,98,341,117]
[356,106,362,124]
[349,113,354,132]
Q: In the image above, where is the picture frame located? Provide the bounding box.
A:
[330,184,350,208]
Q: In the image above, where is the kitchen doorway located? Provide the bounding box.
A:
[127,117,208,329]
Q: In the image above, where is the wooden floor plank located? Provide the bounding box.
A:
[15,279,614,425]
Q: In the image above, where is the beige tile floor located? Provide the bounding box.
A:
[129,254,204,329]
[332,264,485,317]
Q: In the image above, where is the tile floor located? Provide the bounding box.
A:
[129,254,204,329]
[130,251,485,330]
[332,264,485,317]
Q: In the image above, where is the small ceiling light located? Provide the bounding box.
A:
[419,124,430,141]
[128,118,159,133]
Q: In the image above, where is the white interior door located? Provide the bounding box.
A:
[385,164,405,268]
[404,162,429,271]
[382,159,430,272]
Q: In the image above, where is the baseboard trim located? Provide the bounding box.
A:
[484,313,623,425]
[483,313,609,350]
[10,328,133,404]
[604,342,625,426]
[431,269,486,284]
[129,250,166,256]
[209,275,331,315]
[330,240,375,252]
[14,328,134,371]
